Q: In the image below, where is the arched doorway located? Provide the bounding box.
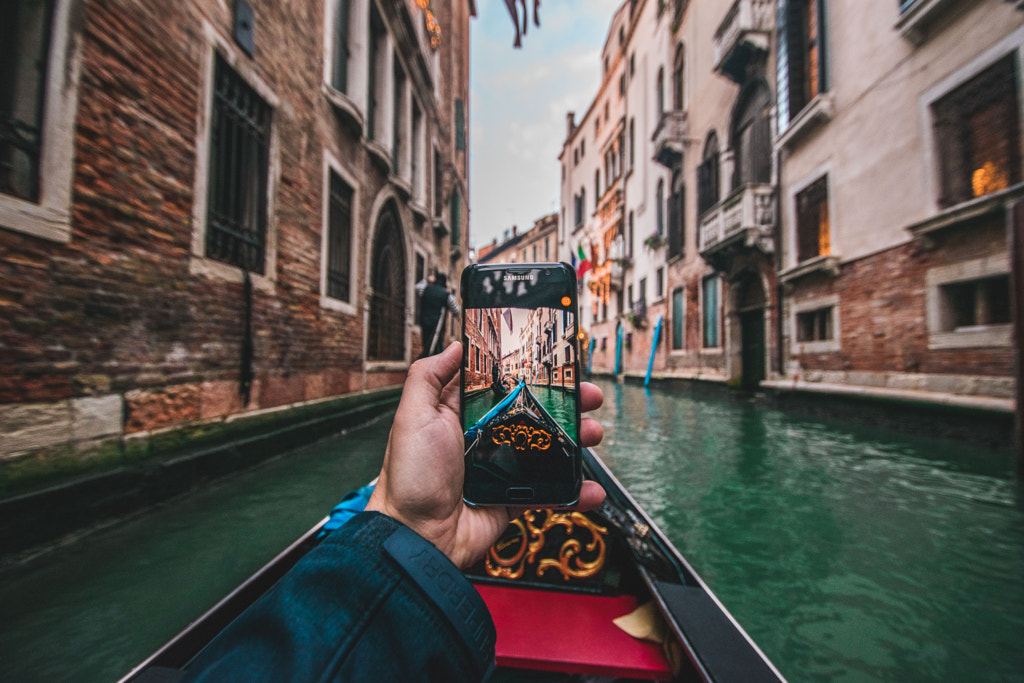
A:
[733,270,767,389]
[367,201,406,361]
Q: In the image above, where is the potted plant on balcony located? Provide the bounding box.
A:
[643,231,666,250]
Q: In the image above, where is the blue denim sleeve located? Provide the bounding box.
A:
[181,512,496,682]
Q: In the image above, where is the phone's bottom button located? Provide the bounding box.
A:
[505,487,535,501]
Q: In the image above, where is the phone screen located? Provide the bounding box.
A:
[461,264,582,506]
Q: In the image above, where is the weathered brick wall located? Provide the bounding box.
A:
[789,216,1013,381]
[1,0,475,466]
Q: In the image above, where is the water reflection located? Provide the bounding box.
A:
[592,378,1024,682]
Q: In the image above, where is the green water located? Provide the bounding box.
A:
[591,379,1024,682]
[2,384,1023,681]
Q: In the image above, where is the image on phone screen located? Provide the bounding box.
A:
[461,267,580,503]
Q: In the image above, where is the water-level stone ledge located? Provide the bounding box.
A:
[761,378,1015,413]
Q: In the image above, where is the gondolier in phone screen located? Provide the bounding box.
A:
[417,272,461,358]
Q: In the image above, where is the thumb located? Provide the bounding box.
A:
[399,342,462,412]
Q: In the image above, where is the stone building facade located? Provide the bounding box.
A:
[562,0,1018,412]
[766,0,1021,408]
[1,0,472,483]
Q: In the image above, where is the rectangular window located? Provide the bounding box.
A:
[412,101,423,198]
[627,284,634,311]
[939,275,1011,331]
[326,170,353,300]
[392,60,406,175]
[671,287,685,350]
[414,252,425,319]
[796,306,833,342]
[455,99,466,151]
[206,54,272,274]
[777,0,828,132]
[796,174,830,263]
[667,180,685,259]
[932,55,1021,208]
[638,277,647,305]
[702,275,720,348]
[450,190,461,246]
[2,0,55,202]
[433,148,443,217]
[368,5,386,141]
[331,0,350,93]
[656,267,664,299]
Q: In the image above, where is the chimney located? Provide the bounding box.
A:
[512,225,518,237]
[566,112,576,138]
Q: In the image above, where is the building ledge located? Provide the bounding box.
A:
[762,379,1015,414]
[322,84,365,135]
[895,0,964,45]
[779,254,841,284]
[364,139,392,172]
[775,93,834,151]
[906,182,1024,244]
[390,175,412,200]
[432,217,449,237]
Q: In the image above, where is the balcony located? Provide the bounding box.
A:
[713,0,773,84]
[652,110,689,168]
[698,184,775,269]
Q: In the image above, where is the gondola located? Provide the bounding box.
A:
[465,381,576,466]
[120,447,786,683]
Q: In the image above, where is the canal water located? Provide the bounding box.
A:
[2,381,1023,681]
[465,383,578,441]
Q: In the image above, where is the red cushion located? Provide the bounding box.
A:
[475,583,673,679]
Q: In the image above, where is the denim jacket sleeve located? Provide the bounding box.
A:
[182,512,496,682]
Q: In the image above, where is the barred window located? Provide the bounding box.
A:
[932,55,1021,208]
[206,55,272,274]
[1,0,54,203]
[702,275,720,348]
[326,170,353,301]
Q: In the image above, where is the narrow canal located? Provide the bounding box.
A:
[2,381,1023,681]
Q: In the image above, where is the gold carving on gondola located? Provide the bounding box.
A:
[485,510,607,581]
[491,424,552,451]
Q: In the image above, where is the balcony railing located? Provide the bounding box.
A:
[652,110,688,168]
[698,184,775,258]
[713,0,773,83]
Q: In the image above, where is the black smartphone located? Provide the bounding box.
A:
[460,263,583,506]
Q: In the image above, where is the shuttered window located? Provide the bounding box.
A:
[796,175,830,263]
[777,0,828,133]
[1,0,54,203]
[931,55,1021,208]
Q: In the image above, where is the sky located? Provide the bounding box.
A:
[469,0,624,250]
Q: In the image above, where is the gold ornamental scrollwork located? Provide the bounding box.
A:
[491,424,552,451]
[485,510,608,582]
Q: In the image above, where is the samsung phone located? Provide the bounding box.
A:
[460,263,583,506]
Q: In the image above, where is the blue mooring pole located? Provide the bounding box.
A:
[587,337,595,375]
[614,324,623,376]
[645,316,663,387]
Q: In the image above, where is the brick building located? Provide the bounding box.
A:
[1,0,473,485]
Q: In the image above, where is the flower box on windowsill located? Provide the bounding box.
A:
[644,232,666,250]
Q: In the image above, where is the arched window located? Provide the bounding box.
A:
[367,201,406,360]
[698,131,720,215]
[672,43,684,111]
[731,82,772,189]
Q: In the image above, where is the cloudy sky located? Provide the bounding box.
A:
[468,0,623,249]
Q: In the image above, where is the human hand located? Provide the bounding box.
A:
[366,341,606,568]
